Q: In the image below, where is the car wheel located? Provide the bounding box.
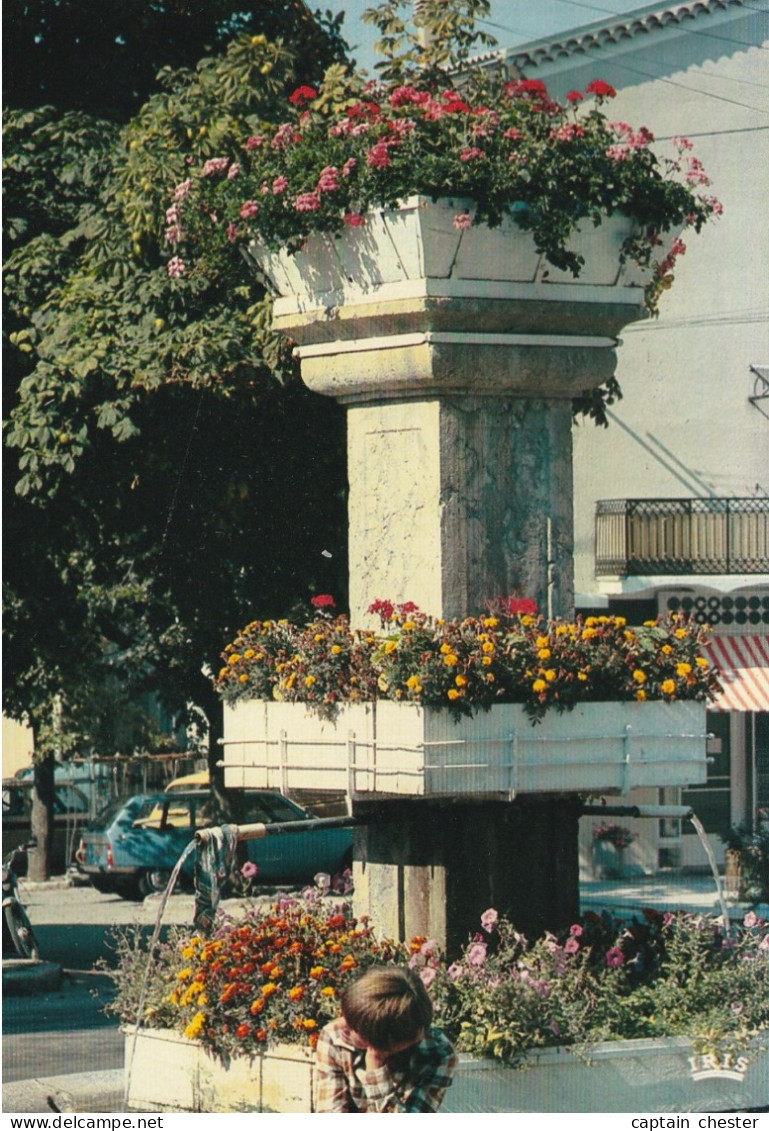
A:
[4,902,41,960]
[138,868,172,897]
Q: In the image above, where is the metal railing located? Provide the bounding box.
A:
[595,497,769,575]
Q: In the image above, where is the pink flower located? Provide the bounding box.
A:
[244,135,264,151]
[241,860,258,879]
[672,135,694,151]
[564,937,580,954]
[504,127,523,141]
[480,908,499,932]
[459,146,484,162]
[227,163,240,180]
[343,212,365,227]
[366,142,391,168]
[605,947,624,968]
[606,144,631,161]
[294,192,320,212]
[239,200,259,219]
[272,176,288,194]
[167,256,185,278]
[342,158,357,177]
[466,941,487,966]
[173,179,193,202]
[744,911,759,928]
[201,157,230,176]
[419,966,437,988]
[447,962,464,980]
[317,166,340,193]
[226,223,238,243]
[569,924,583,937]
[453,213,472,231]
[420,938,439,957]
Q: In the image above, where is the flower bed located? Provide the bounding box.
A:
[113,896,769,1113]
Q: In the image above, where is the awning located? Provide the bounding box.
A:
[705,635,769,712]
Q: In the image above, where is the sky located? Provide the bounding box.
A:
[324,0,651,72]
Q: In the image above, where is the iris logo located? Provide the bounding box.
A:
[687,1052,749,1082]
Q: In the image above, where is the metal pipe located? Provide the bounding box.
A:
[195,814,361,846]
[580,804,694,820]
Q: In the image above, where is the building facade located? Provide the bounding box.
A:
[499,0,769,873]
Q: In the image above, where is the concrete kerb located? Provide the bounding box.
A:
[3,1070,124,1115]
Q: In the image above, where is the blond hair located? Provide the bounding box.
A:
[340,966,432,1050]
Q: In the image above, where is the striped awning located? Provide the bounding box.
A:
[706,635,769,712]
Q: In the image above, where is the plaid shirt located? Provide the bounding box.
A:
[314,1018,456,1113]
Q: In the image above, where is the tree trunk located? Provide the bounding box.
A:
[29,752,55,881]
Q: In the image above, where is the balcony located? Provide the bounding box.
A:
[595,497,769,576]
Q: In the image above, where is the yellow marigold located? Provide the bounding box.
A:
[218,667,228,679]
[444,653,458,666]
[538,648,551,660]
[577,672,588,682]
[521,614,534,626]
[321,986,336,997]
[239,673,249,683]
[544,669,556,682]
[197,993,208,1006]
[582,627,597,640]
[339,955,356,971]
[169,991,179,1005]
[536,635,549,648]
[305,675,316,687]
[585,617,598,627]
[302,1019,318,1031]
[614,617,627,627]
[455,674,467,687]
[314,633,324,642]
[696,657,709,669]
[440,643,452,654]
[176,968,193,981]
[384,641,398,654]
[675,628,688,639]
[288,987,304,1002]
[310,966,325,979]
[228,654,240,666]
[644,620,657,627]
[482,642,494,654]
[633,670,647,684]
[447,688,460,700]
[661,644,673,655]
[676,662,692,677]
[402,620,416,631]
[532,679,547,693]
[661,679,676,695]
[481,656,492,666]
[262,982,278,997]
[483,617,498,628]
[485,673,495,682]
[184,1012,206,1041]
[244,649,255,659]
[181,945,198,960]
[284,673,296,689]
[250,998,266,1015]
[555,625,568,636]
[406,674,422,691]
[624,630,636,641]
[635,689,647,701]
[331,645,342,655]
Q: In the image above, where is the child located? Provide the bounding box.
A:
[314,966,456,1113]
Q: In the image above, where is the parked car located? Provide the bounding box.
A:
[76,789,353,899]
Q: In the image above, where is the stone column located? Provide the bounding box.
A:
[262,202,648,950]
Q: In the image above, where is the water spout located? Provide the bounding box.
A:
[688,811,730,933]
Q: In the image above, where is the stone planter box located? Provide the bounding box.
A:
[222,700,707,800]
[124,1028,767,1113]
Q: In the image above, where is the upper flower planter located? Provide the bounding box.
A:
[221,699,707,801]
[249,198,651,403]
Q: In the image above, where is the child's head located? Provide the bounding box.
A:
[340,966,433,1051]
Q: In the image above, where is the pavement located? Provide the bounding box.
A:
[3,874,768,1114]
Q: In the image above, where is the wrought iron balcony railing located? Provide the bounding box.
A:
[595,497,769,576]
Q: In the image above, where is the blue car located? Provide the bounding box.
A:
[77,789,353,899]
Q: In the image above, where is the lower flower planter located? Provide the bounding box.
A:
[124,1027,768,1113]
[222,699,707,799]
